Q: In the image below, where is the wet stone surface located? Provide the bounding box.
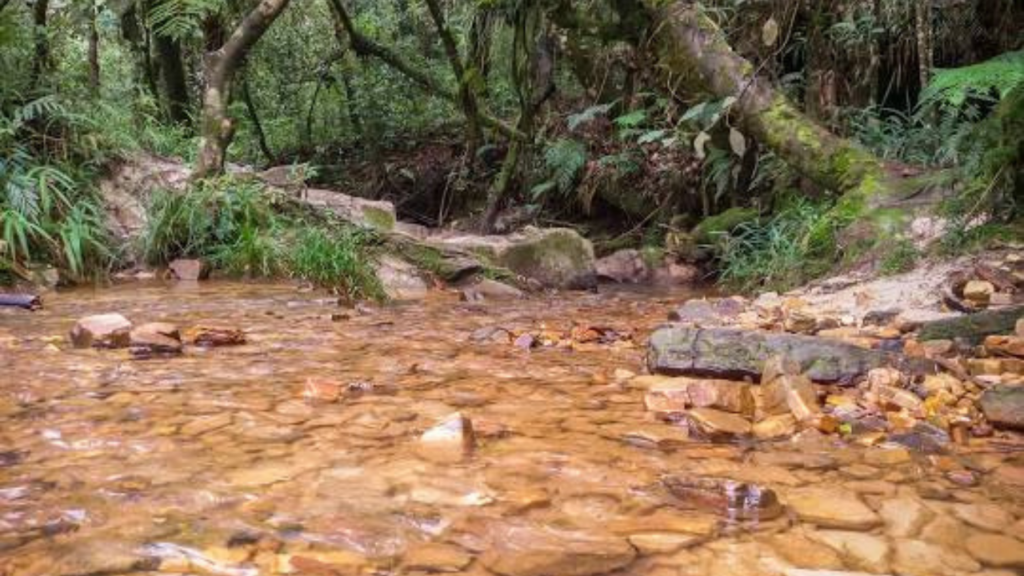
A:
[0,281,1023,575]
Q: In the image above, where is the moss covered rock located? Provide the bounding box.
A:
[436,227,596,289]
[691,207,759,244]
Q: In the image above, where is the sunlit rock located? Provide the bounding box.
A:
[416,412,475,463]
[70,313,132,349]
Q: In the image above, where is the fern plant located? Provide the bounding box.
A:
[531,138,588,199]
[920,50,1024,109]
[148,0,222,40]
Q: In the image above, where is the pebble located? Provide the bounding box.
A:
[965,534,1024,568]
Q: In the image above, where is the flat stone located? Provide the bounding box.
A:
[403,543,473,572]
[920,515,969,549]
[70,313,132,349]
[764,531,844,570]
[644,380,690,415]
[754,414,798,440]
[685,408,752,439]
[460,278,524,302]
[952,503,1015,533]
[879,497,932,538]
[784,488,882,530]
[965,534,1024,568]
[480,522,636,576]
[863,447,912,467]
[685,379,756,416]
[648,326,931,384]
[811,530,891,574]
[627,532,703,555]
[179,413,232,436]
[892,538,980,576]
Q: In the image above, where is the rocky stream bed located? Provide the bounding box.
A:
[1,273,1024,576]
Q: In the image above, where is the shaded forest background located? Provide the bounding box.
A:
[1,0,1022,292]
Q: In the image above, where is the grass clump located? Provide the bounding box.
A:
[142,176,384,300]
[718,197,841,292]
[880,238,919,275]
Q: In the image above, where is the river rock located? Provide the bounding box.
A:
[417,412,475,463]
[70,313,133,349]
[435,227,596,289]
[892,538,980,575]
[461,278,525,301]
[376,256,430,300]
[663,475,783,521]
[979,386,1024,430]
[168,258,210,281]
[753,414,798,439]
[595,249,648,283]
[644,380,690,416]
[685,379,755,416]
[648,326,930,384]
[303,188,396,231]
[480,522,636,576]
[964,534,1024,568]
[878,497,932,538]
[188,326,247,347]
[784,488,882,530]
[685,408,752,439]
[963,280,995,305]
[762,373,819,420]
[402,543,473,572]
[129,322,183,357]
[811,530,891,574]
[952,503,1015,532]
[984,335,1024,358]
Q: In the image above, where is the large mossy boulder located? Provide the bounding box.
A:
[648,325,934,384]
[436,227,597,289]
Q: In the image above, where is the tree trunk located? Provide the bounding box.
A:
[194,0,292,179]
[325,0,523,141]
[424,0,484,157]
[153,32,191,125]
[640,1,942,250]
[29,0,50,90]
[87,2,100,94]
[242,73,274,165]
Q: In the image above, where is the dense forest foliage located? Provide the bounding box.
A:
[1,0,1022,292]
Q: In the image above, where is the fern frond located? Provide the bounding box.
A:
[148,0,220,40]
[921,50,1024,109]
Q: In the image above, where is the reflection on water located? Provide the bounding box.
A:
[0,281,1021,575]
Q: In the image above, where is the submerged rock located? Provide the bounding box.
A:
[417,412,475,463]
[783,487,882,530]
[168,258,210,281]
[187,326,247,348]
[479,522,636,576]
[662,475,783,521]
[685,408,752,439]
[70,313,133,349]
[460,278,525,301]
[376,255,430,300]
[595,249,648,284]
[648,326,932,384]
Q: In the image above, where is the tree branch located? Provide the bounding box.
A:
[325,0,524,142]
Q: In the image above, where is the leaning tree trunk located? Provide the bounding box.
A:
[642,1,942,250]
[194,0,292,179]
